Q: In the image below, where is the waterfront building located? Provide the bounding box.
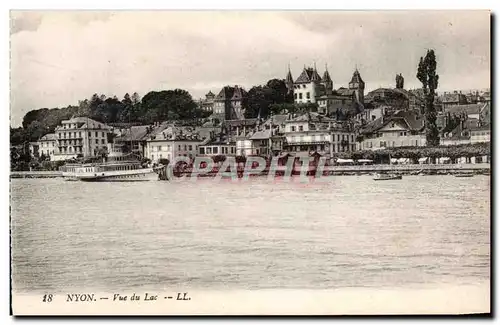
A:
[113,124,155,157]
[234,114,288,156]
[37,133,58,159]
[224,118,259,141]
[357,110,426,150]
[53,117,113,161]
[284,112,356,156]
[198,138,236,157]
[440,120,476,146]
[145,125,202,162]
[470,125,491,144]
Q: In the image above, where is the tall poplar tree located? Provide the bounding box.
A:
[417,49,440,146]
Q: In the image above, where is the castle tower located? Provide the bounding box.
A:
[349,68,365,104]
[322,64,333,95]
[285,64,294,95]
[311,62,321,83]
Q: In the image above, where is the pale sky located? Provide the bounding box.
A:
[10,10,490,127]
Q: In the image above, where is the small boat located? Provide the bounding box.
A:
[373,173,402,181]
[455,173,474,178]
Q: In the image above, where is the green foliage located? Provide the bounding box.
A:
[140,89,204,123]
[417,49,440,146]
[335,142,490,164]
[245,79,294,119]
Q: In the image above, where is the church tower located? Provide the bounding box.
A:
[322,64,333,95]
[349,68,365,104]
[285,65,294,95]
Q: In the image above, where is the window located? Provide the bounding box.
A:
[95,132,98,137]
[79,132,81,137]
[158,145,162,151]
[189,145,193,151]
[207,147,212,154]
[231,147,235,154]
[299,93,303,100]
[299,126,303,131]
[291,126,296,132]
[178,145,181,150]
[102,132,105,137]
[184,145,187,150]
[302,85,306,89]
[337,135,340,141]
[380,141,386,147]
[306,92,310,99]
[213,147,218,154]
[59,134,61,139]
[200,147,205,154]
[294,93,297,99]
[351,135,354,142]
[95,139,98,144]
[88,132,91,137]
[101,139,105,144]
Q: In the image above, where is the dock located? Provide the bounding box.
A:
[10,171,63,178]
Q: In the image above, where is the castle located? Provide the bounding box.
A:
[285,64,365,117]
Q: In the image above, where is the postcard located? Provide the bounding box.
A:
[10,10,491,315]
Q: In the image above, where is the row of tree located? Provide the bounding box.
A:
[333,142,490,163]
[12,89,212,146]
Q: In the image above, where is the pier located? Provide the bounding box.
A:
[10,171,63,178]
[10,163,490,179]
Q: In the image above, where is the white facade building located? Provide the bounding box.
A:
[145,126,202,163]
[53,117,113,160]
[37,133,58,159]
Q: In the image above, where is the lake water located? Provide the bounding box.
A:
[10,175,490,294]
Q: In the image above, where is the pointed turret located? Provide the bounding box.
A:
[285,64,294,94]
[349,68,365,104]
[322,63,333,95]
[311,62,321,83]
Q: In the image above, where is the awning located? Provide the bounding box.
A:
[336,158,354,163]
[357,159,373,163]
[390,158,398,163]
[418,157,428,162]
[398,158,410,163]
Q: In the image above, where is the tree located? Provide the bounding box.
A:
[141,89,198,122]
[245,86,269,118]
[245,79,295,119]
[417,49,440,146]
